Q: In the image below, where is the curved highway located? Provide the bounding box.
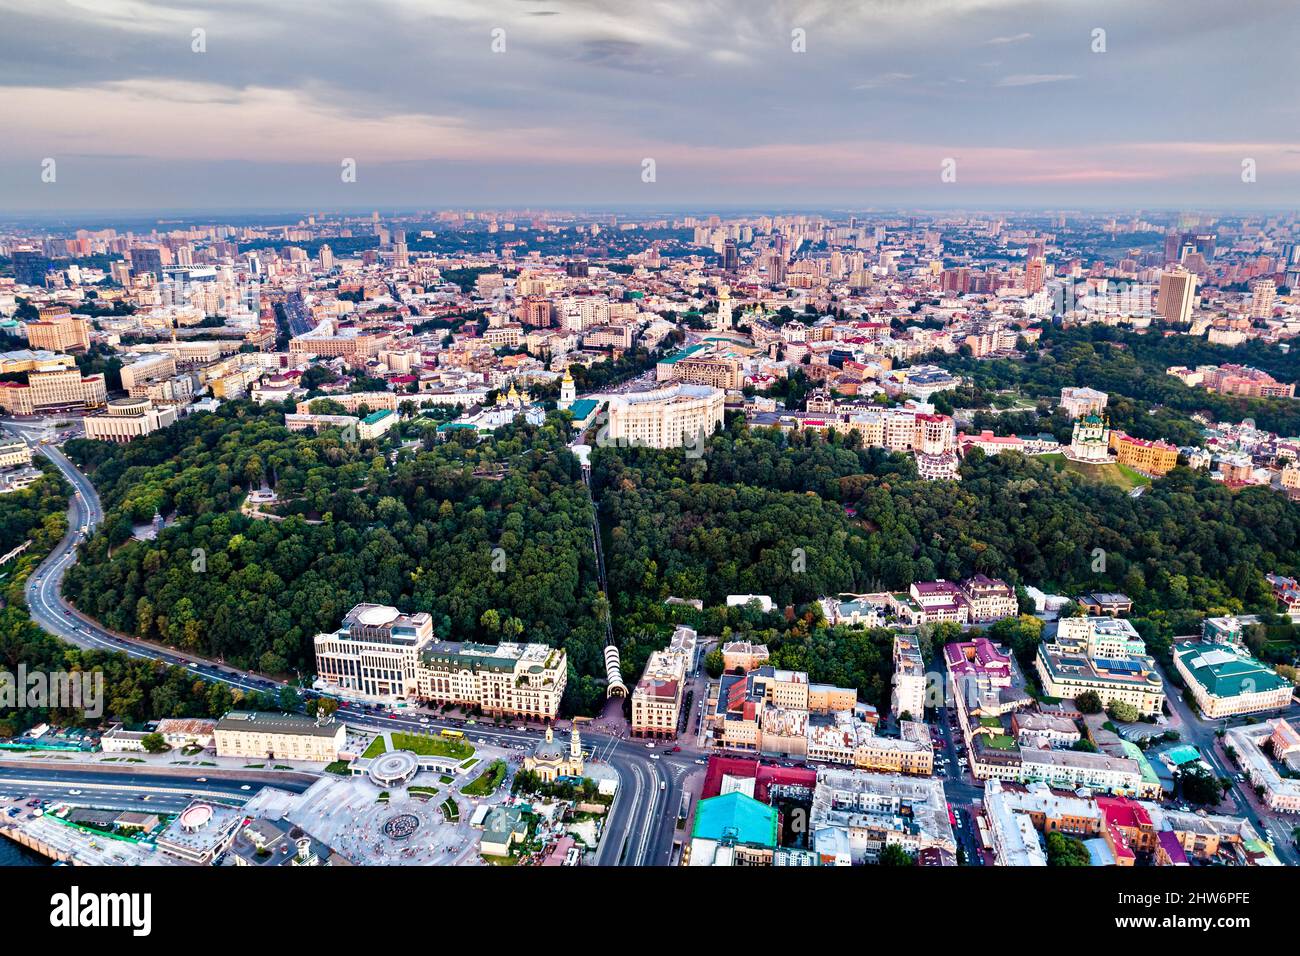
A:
[4,418,684,866]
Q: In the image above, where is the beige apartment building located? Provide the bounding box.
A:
[416,641,567,719]
[670,354,743,390]
[721,640,770,674]
[631,626,697,738]
[605,383,724,450]
[0,368,107,415]
[289,328,387,359]
[24,314,91,352]
[214,711,345,763]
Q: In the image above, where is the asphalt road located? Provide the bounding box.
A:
[0,764,314,812]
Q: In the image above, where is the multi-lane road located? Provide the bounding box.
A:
[4,417,683,865]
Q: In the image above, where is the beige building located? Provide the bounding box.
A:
[416,639,568,720]
[214,711,345,763]
[313,600,567,720]
[721,641,769,674]
[289,326,388,359]
[1226,720,1300,813]
[631,625,696,739]
[1156,267,1198,324]
[605,383,724,450]
[1036,617,1165,716]
[670,353,743,390]
[83,397,178,443]
[891,634,927,719]
[313,603,434,700]
[0,441,33,469]
[0,368,106,415]
[24,314,90,352]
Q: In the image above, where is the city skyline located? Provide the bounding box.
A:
[2,0,1299,211]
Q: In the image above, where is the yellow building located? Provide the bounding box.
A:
[524,723,584,782]
[1110,432,1179,476]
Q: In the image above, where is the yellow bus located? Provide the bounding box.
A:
[440,728,465,739]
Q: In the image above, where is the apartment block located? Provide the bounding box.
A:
[891,633,927,719]
[631,625,697,739]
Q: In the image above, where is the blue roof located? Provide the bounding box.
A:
[567,398,599,419]
[691,791,778,848]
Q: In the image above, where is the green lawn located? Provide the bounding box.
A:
[984,734,1017,751]
[391,732,474,761]
[1039,454,1151,492]
[463,759,508,797]
[362,736,387,759]
[440,798,460,822]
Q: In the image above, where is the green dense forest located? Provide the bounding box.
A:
[933,324,1300,441]
[0,463,285,735]
[594,423,1300,675]
[61,401,611,714]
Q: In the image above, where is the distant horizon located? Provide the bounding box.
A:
[3,0,1298,211]
[3,202,1298,230]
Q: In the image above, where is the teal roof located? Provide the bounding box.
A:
[691,791,778,848]
[362,409,394,424]
[567,398,599,419]
[1175,643,1290,698]
[658,343,707,365]
[1163,744,1201,766]
[436,422,478,432]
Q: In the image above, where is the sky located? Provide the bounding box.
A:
[1,0,1298,213]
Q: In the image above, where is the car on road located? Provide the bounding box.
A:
[649,754,660,760]
[419,717,430,725]
[68,789,81,795]
[668,746,681,753]
[645,742,655,749]
[240,785,251,791]
[694,759,706,765]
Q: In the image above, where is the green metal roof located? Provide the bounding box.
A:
[1175,643,1290,697]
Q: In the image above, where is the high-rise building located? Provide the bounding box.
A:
[1025,257,1046,294]
[131,246,164,278]
[1155,267,1197,324]
[12,249,51,286]
[1250,278,1276,319]
[722,238,739,273]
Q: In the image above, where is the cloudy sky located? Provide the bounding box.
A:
[2,0,1298,213]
